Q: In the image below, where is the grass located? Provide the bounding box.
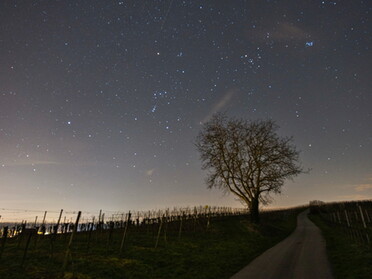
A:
[0,214,298,279]
[309,214,372,279]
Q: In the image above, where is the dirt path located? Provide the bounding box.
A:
[230,210,334,279]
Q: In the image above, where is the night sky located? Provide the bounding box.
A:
[1,1,371,219]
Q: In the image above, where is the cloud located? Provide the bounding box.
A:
[332,176,372,200]
[355,184,372,192]
[202,89,237,123]
[354,176,372,192]
[271,23,308,41]
[247,22,310,43]
[335,194,371,201]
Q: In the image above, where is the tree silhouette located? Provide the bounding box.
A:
[195,113,304,223]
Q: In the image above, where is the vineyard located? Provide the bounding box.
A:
[309,200,372,279]
[310,200,372,247]
[0,205,305,279]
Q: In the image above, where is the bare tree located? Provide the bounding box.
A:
[195,113,304,223]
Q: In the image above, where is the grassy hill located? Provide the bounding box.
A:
[0,211,300,279]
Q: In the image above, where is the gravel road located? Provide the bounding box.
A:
[230,210,334,279]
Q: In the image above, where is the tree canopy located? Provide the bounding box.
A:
[195,113,304,223]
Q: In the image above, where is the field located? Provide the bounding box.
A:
[0,207,302,279]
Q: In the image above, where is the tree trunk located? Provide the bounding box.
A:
[249,198,260,224]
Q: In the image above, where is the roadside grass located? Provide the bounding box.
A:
[0,214,298,279]
[309,214,372,279]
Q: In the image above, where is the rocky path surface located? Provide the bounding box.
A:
[230,210,334,279]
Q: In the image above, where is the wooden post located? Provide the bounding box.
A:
[163,210,169,244]
[39,211,47,236]
[119,211,131,255]
[21,229,36,267]
[17,223,26,249]
[107,221,114,250]
[333,212,337,223]
[62,211,81,272]
[55,209,63,235]
[178,213,184,240]
[358,205,370,245]
[0,226,8,260]
[50,209,63,259]
[146,211,151,235]
[193,207,197,232]
[86,216,95,254]
[94,211,100,243]
[206,207,211,230]
[98,209,102,229]
[336,211,341,224]
[33,216,38,228]
[163,217,167,244]
[42,211,47,225]
[364,209,371,223]
[358,205,367,229]
[344,210,350,227]
[155,215,164,249]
